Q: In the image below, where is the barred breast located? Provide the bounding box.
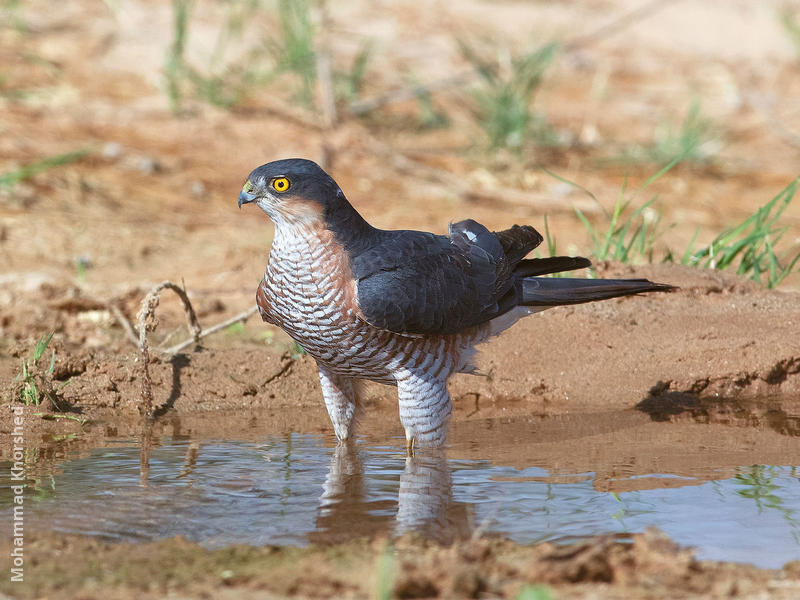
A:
[256,224,477,385]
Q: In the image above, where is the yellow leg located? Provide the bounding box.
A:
[405,435,415,456]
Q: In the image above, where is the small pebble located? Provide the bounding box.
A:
[190,180,206,198]
[102,142,123,160]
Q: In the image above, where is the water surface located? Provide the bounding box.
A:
[5,401,800,570]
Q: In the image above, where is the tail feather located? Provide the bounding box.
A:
[514,256,592,277]
[520,277,676,306]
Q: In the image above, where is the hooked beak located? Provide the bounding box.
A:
[238,189,258,209]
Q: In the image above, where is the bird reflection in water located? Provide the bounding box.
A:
[311,443,473,544]
[135,416,473,544]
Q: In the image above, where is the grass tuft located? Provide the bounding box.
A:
[459,39,558,149]
[265,0,375,109]
[335,41,373,102]
[575,188,670,264]
[265,0,317,105]
[516,584,554,600]
[545,157,680,265]
[553,158,800,287]
[676,177,800,288]
[164,0,275,112]
[1,0,27,33]
[163,0,372,114]
[164,0,191,113]
[612,98,718,167]
[14,332,55,406]
[290,341,307,360]
[225,322,247,336]
[532,215,567,277]
[780,7,800,59]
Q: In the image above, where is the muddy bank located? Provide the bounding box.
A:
[2,264,799,450]
[2,528,799,599]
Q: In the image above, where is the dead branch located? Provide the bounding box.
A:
[135,281,202,418]
[127,279,260,417]
[562,0,682,53]
[239,97,322,131]
[369,140,601,215]
[162,305,259,355]
[108,303,139,347]
[348,71,477,117]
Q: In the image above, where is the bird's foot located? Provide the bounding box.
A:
[333,423,353,443]
[405,436,415,456]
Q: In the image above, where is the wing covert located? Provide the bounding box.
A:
[353,224,504,335]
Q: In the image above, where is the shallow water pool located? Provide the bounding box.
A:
[4,418,800,569]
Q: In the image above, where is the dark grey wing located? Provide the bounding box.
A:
[352,218,672,334]
[353,221,506,335]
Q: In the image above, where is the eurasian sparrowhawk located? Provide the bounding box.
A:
[239,158,672,452]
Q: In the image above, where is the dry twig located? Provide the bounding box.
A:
[162,305,259,355]
[562,0,682,52]
[135,281,202,418]
[108,303,139,347]
[370,140,601,215]
[348,71,477,117]
[126,280,260,417]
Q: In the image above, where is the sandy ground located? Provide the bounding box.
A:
[2,0,800,598]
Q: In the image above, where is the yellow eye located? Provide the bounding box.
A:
[271,177,291,192]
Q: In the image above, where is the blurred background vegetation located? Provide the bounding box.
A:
[1,0,799,290]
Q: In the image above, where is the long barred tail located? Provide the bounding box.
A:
[520,276,676,307]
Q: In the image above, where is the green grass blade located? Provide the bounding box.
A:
[772,248,800,288]
[348,40,373,96]
[0,150,90,188]
[680,228,699,264]
[599,194,627,260]
[33,331,55,363]
[685,177,799,286]
[543,214,557,256]
[640,152,684,192]
[538,166,601,206]
[574,207,598,249]
[516,584,554,600]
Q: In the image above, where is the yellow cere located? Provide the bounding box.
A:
[272,177,291,192]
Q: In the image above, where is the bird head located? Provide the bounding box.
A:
[238,158,343,226]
